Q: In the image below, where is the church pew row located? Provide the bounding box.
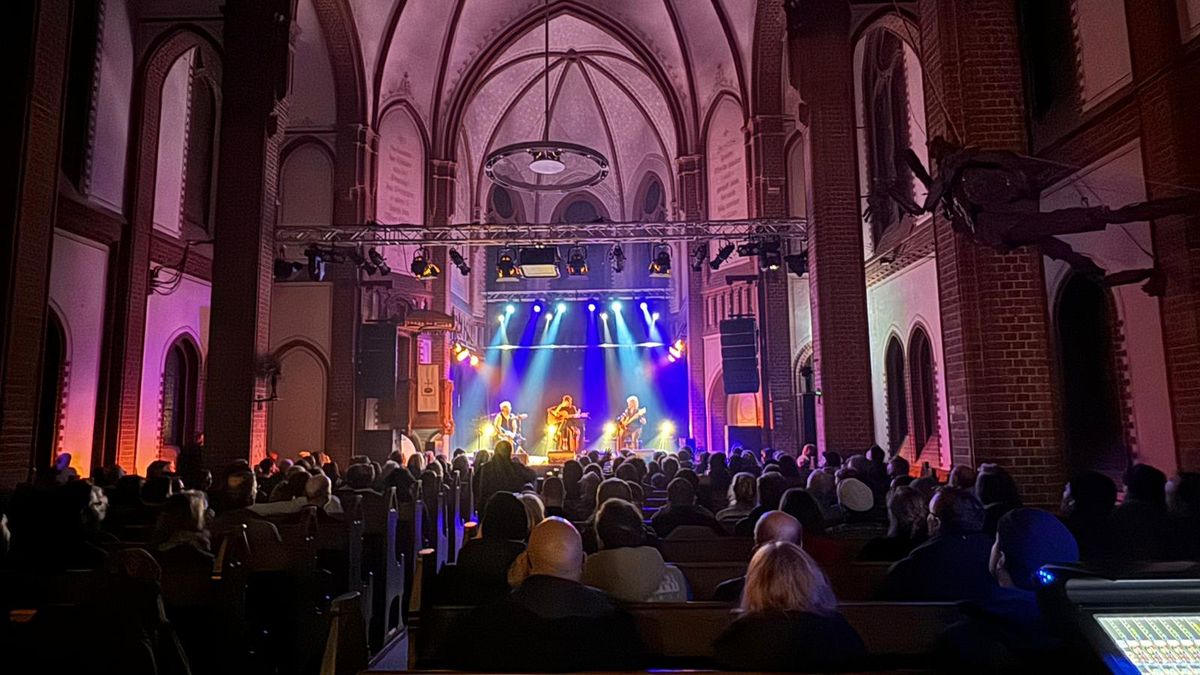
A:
[410,601,964,670]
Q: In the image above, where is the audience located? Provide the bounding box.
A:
[876,487,996,602]
[452,492,529,603]
[456,518,644,671]
[857,485,928,562]
[476,440,536,505]
[713,510,803,602]
[715,472,757,532]
[583,498,687,602]
[1059,469,1117,560]
[975,464,1022,535]
[713,541,866,672]
[650,477,721,538]
[1106,463,1173,562]
[733,472,788,536]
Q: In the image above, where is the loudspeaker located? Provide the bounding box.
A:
[720,318,760,394]
[359,323,397,398]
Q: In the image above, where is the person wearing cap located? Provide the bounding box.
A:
[828,478,881,534]
[936,508,1081,672]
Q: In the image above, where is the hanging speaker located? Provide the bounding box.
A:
[720,318,760,395]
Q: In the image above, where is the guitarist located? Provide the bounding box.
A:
[547,394,585,453]
[615,395,648,450]
[493,401,526,449]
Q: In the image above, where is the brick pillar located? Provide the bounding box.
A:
[793,0,876,456]
[425,159,457,445]
[920,0,1065,505]
[0,1,69,487]
[1124,0,1200,469]
[204,0,294,469]
[676,154,709,447]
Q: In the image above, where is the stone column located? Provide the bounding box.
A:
[676,154,709,447]
[919,0,1066,504]
[792,0,876,456]
[203,0,295,468]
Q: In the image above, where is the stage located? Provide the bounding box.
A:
[521,448,665,476]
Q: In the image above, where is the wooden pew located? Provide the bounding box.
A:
[339,486,406,652]
[420,473,449,569]
[673,561,746,600]
[829,561,892,601]
[660,530,752,563]
[319,591,369,675]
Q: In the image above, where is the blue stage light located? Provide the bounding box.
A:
[652,312,661,321]
[505,304,516,315]
[557,302,567,313]
[611,300,622,311]
[640,301,649,311]
[587,302,597,312]
[600,312,609,321]
[532,303,543,313]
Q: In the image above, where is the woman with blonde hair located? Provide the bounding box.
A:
[714,541,865,671]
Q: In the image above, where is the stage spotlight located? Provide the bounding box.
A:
[496,247,520,282]
[652,311,661,321]
[587,302,597,313]
[480,423,495,439]
[611,300,622,312]
[691,244,708,272]
[600,312,609,321]
[758,239,783,271]
[410,247,441,279]
[546,423,558,436]
[668,355,677,363]
[709,242,735,270]
[453,343,471,362]
[469,354,480,367]
[497,314,505,323]
[639,301,649,311]
[505,304,516,315]
[649,244,671,278]
[368,247,391,276]
[603,422,617,437]
[668,338,686,360]
[565,246,588,276]
[449,248,470,275]
[532,302,543,314]
[274,251,303,281]
[609,244,625,273]
[304,245,327,281]
[785,252,809,278]
[659,420,676,435]
[556,302,567,314]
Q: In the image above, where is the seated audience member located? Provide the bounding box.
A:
[858,485,928,562]
[267,467,310,503]
[937,509,1081,672]
[733,472,788,536]
[716,472,757,532]
[887,455,911,482]
[452,492,529,602]
[1167,473,1200,560]
[343,463,377,492]
[910,475,940,503]
[250,473,343,516]
[700,453,732,512]
[1059,470,1117,561]
[651,477,722,538]
[714,541,866,672]
[828,477,880,531]
[949,464,977,490]
[975,464,1023,535]
[805,469,838,522]
[209,471,284,569]
[779,488,846,570]
[876,487,996,602]
[821,451,843,472]
[1106,463,1172,561]
[476,440,537,505]
[576,472,603,519]
[714,510,803,602]
[541,476,566,519]
[454,518,643,671]
[518,492,546,530]
[152,491,213,572]
[583,499,687,602]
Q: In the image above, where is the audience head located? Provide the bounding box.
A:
[777,455,800,479]
[910,476,939,503]
[517,492,545,530]
[154,490,208,544]
[866,445,886,465]
[675,468,699,490]
[928,487,985,537]
[821,451,842,470]
[597,477,633,507]
[304,473,333,505]
[595,498,646,550]
[541,476,565,508]
[805,470,836,507]
[741,541,837,616]
[836,477,874,514]
[948,464,977,490]
[846,455,872,477]
[345,463,374,490]
[147,460,173,480]
[615,462,639,483]
[992,508,1079,591]
[886,485,928,539]
[142,476,174,504]
[662,457,680,482]
[407,453,427,477]
[474,449,492,468]
[482,492,529,541]
[729,472,757,507]
[225,471,257,509]
[667,477,696,507]
[1124,464,1167,507]
[1167,473,1200,517]
[779,488,827,537]
[975,464,1021,506]
[509,517,584,586]
[753,510,802,547]
[757,472,787,510]
[887,456,911,480]
[493,439,515,460]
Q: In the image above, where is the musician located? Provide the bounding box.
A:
[493,401,523,446]
[547,395,583,453]
[616,395,647,450]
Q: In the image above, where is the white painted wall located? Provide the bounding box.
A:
[866,254,951,468]
[280,143,334,226]
[89,0,134,212]
[152,49,194,238]
[1041,140,1176,472]
[270,283,333,360]
[268,283,333,456]
[48,232,110,473]
[1074,0,1133,111]
[136,273,211,473]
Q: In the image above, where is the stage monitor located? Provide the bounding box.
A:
[1094,614,1200,673]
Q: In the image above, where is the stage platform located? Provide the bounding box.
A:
[523,448,664,476]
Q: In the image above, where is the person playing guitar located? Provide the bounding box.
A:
[493,401,527,451]
[615,395,647,450]
[547,394,587,454]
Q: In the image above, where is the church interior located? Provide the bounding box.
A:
[4,0,1200,673]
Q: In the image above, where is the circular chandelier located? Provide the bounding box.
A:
[483,0,608,193]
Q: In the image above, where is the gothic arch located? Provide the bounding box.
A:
[884,334,908,454]
[908,324,938,459]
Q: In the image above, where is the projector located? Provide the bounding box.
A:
[518,247,560,278]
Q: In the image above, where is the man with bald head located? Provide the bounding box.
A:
[452,518,644,670]
[713,510,804,602]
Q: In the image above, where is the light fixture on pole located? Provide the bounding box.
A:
[648,244,672,278]
[496,247,520,282]
[449,248,470,275]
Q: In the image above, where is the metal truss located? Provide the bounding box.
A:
[272,217,807,246]
[483,287,674,303]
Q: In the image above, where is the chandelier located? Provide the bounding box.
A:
[483,0,608,193]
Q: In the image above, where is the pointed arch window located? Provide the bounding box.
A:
[161,338,200,450]
[862,30,911,246]
[909,327,937,453]
[885,336,908,453]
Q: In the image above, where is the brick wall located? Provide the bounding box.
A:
[676,154,709,445]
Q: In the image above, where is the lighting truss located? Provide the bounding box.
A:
[484,288,673,304]
[272,217,806,247]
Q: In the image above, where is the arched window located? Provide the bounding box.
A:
[1056,275,1127,476]
[1017,0,1078,120]
[161,338,200,450]
[61,1,100,190]
[884,336,908,453]
[181,73,218,238]
[862,29,910,245]
[35,310,68,470]
[909,327,937,453]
